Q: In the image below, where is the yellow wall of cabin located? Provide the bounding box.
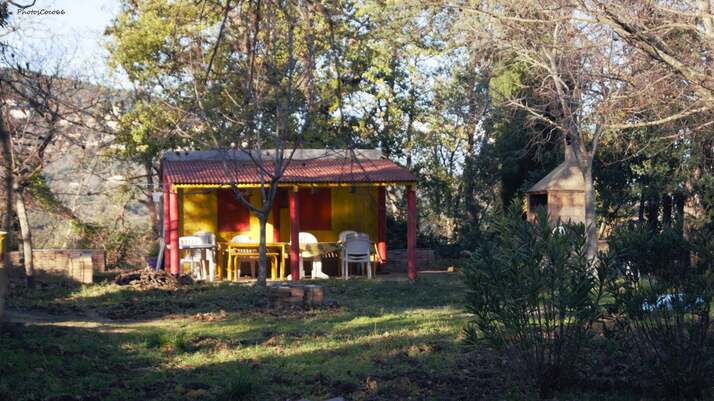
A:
[273,187,379,242]
[180,189,217,236]
[330,187,378,240]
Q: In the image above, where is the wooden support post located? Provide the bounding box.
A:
[289,188,300,281]
[407,185,416,280]
[169,187,180,276]
[377,186,387,271]
[163,182,170,271]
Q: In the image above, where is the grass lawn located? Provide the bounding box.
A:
[1,271,473,401]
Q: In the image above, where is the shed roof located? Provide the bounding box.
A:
[526,160,584,193]
[162,149,416,185]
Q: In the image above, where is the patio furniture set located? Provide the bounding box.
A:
[178,230,376,282]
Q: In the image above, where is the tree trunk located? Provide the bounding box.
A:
[1,115,12,268]
[582,159,598,260]
[646,195,660,232]
[257,213,268,287]
[674,192,685,234]
[0,106,10,319]
[662,194,672,228]
[462,129,478,227]
[15,185,33,287]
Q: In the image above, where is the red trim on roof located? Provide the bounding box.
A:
[163,158,416,185]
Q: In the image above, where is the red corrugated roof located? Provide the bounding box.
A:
[163,158,416,185]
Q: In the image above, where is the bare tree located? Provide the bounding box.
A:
[584,0,714,106]
[0,62,105,286]
[195,0,323,286]
[453,0,711,258]
[0,0,39,317]
[108,0,352,285]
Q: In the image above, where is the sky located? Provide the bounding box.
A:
[5,0,124,84]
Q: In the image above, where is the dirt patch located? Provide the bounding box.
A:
[192,310,227,321]
[191,335,233,351]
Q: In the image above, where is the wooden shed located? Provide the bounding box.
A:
[525,150,585,224]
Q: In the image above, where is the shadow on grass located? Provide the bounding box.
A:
[9,271,466,323]
[1,269,651,401]
[0,312,468,401]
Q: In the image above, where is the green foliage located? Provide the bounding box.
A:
[114,99,184,163]
[485,62,563,210]
[463,205,605,397]
[489,62,525,103]
[608,225,690,278]
[141,332,164,349]
[606,224,713,400]
[74,221,148,268]
[220,370,258,401]
[171,330,191,354]
[108,0,211,83]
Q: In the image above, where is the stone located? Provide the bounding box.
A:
[289,286,305,298]
[304,285,324,305]
[280,296,304,304]
[269,286,292,298]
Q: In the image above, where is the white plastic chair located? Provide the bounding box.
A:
[193,231,216,281]
[300,232,327,279]
[338,230,358,243]
[179,236,203,278]
[341,235,373,279]
[228,235,258,279]
[287,232,328,280]
[230,235,256,244]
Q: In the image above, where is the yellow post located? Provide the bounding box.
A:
[0,231,5,260]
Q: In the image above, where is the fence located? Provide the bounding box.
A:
[386,248,436,272]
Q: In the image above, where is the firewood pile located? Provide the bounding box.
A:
[268,284,324,307]
[114,268,193,289]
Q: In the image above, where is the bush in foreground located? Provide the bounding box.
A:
[463,207,605,398]
[607,225,713,400]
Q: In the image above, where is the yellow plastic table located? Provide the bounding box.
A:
[221,242,288,281]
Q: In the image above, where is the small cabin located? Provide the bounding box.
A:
[525,158,585,224]
[159,149,419,280]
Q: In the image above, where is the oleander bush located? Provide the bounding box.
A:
[606,224,713,400]
[463,206,605,398]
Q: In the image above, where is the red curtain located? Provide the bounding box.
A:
[299,188,331,230]
[217,190,251,232]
